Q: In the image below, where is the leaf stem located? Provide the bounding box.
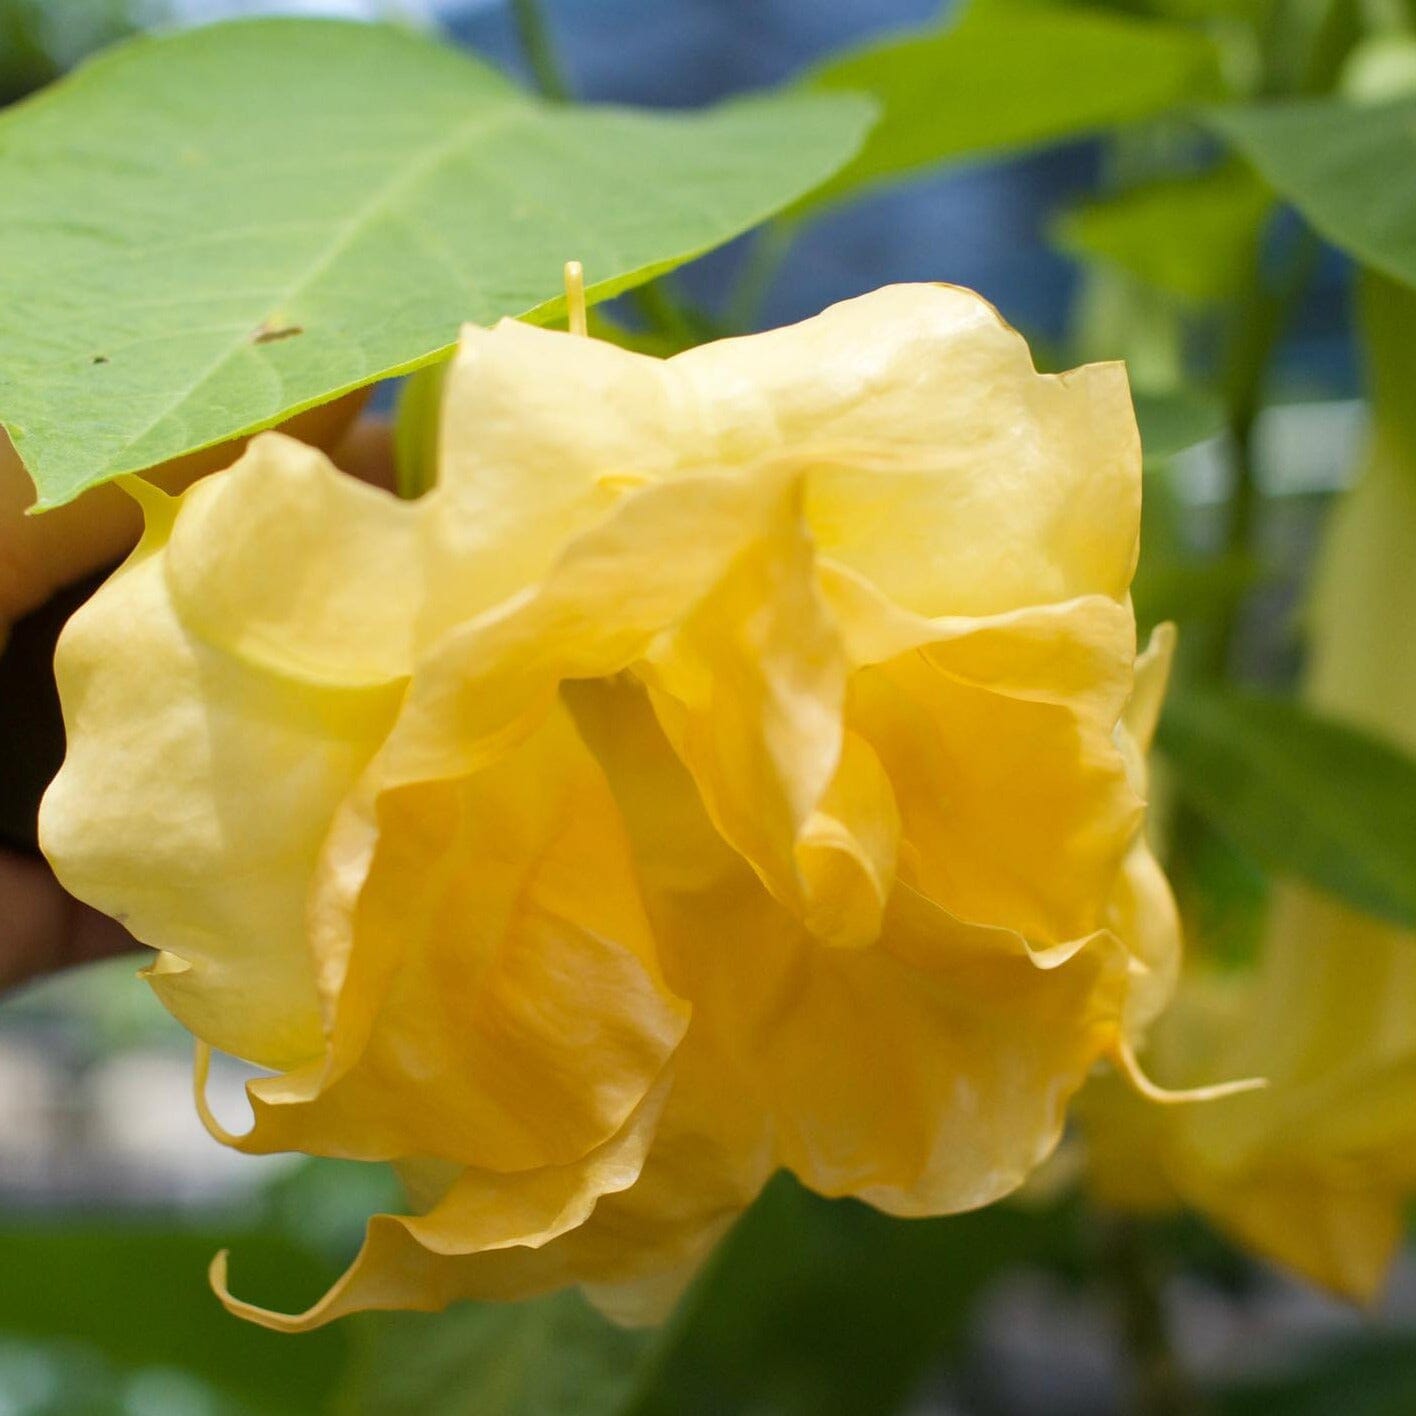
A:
[1104,1218,1207,1416]
[1206,227,1320,679]
[510,0,571,102]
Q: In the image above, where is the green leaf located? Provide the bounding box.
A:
[625,1177,1077,1416]
[1158,689,1416,928]
[1133,385,1226,461]
[1054,164,1272,304]
[1360,266,1416,466]
[344,1290,652,1416]
[1208,95,1416,289]
[0,1223,347,1415]
[0,19,873,508]
[805,1,1219,206]
[347,1176,1083,1416]
[1219,1337,1416,1416]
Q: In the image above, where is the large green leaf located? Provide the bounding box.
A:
[0,1223,347,1415]
[348,1176,1082,1416]
[1209,95,1416,289]
[343,1290,651,1416]
[1158,689,1416,928]
[0,19,872,507]
[805,1,1219,206]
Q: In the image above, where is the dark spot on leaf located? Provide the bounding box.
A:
[251,322,304,345]
[91,355,109,364]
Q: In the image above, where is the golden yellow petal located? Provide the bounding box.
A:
[848,594,1140,946]
[1108,624,1182,1032]
[570,672,1130,1218]
[213,1075,672,1332]
[637,477,894,948]
[228,705,689,1174]
[426,319,683,631]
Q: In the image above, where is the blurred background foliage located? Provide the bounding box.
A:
[3,0,1416,1411]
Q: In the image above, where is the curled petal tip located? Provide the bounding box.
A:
[192,1040,252,1148]
[1112,1034,1267,1106]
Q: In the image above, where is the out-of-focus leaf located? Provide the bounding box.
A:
[1360,267,1416,467]
[0,19,873,507]
[1133,385,1226,460]
[805,1,1219,206]
[626,1177,1081,1416]
[0,1223,346,1415]
[1209,95,1416,289]
[347,1177,1084,1416]
[344,1289,651,1416]
[1158,689,1416,928]
[1218,1337,1416,1415]
[1055,165,1272,303]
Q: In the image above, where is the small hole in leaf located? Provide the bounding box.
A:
[252,322,304,345]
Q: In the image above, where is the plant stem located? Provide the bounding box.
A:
[725,218,799,333]
[1105,1218,1206,1416]
[510,0,571,101]
[1205,228,1321,680]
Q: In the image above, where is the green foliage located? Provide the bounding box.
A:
[1132,386,1227,460]
[347,1175,1084,1416]
[0,19,872,508]
[0,1223,348,1414]
[805,1,1220,205]
[342,1291,651,1416]
[1054,164,1272,304]
[1210,94,1416,289]
[1159,689,1416,928]
[1219,1337,1416,1415]
[1361,266,1416,464]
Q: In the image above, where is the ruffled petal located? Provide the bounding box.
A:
[216,1021,774,1332]
[385,465,808,790]
[162,432,424,686]
[426,285,1139,624]
[425,319,686,633]
[1108,624,1181,1033]
[675,283,1140,617]
[40,489,400,1070]
[638,479,893,947]
[569,672,1130,1218]
[228,704,688,1174]
[214,1074,672,1332]
[847,594,1140,946]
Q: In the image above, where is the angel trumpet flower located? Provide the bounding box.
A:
[42,275,1181,1328]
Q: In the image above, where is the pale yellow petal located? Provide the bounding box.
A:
[426,285,1139,625]
[678,284,1140,616]
[163,432,423,686]
[40,494,399,1070]
[383,464,807,790]
[1109,623,1181,1032]
[425,319,684,632]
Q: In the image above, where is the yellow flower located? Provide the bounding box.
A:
[41,284,1171,1329]
[1080,440,1416,1301]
